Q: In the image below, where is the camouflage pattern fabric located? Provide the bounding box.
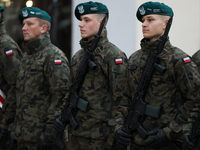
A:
[71,135,118,150]
[192,50,200,72]
[17,141,60,150]
[0,22,23,150]
[115,38,200,150]
[64,28,127,148]
[2,32,70,146]
[191,50,200,150]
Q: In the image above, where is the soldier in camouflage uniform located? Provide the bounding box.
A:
[183,51,200,150]
[0,7,70,150]
[0,5,23,150]
[192,50,200,72]
[63,1,127,150]
[115,2,200,150]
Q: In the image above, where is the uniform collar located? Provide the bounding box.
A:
[0,22,6,35]
[79,27,109,50]
[22,32,51,54]
[140,37,170,53]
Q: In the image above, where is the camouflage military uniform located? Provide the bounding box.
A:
[192,50,200,72]
[0,22,22,150]
[1,32,70,150]
[191,50,200,150]
[66,28,127,150]
[115,38,200,150]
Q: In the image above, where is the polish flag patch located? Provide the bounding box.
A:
[115,58,123,64]
[183,57,191,63]
[6,50,13,56]
[0,89,6,109]
[54,59,62,65]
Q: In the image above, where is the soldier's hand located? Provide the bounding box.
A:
[0,126,10,145]
[37,138,54,150]
[54,118,66,134]
[145,129,170,149]
[182,135,195,150]
[116,127,133,149]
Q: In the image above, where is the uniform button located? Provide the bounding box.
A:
[21,68,23,70]
[24,109,26,112]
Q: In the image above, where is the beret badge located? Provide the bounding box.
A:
[139,7,145,15]
[22,9,28,17]
[78,5,84,14]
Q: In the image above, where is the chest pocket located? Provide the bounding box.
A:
[128,64,137,71]
[26,62,45,88]
[30,64,38,74]
[84,57,107,90]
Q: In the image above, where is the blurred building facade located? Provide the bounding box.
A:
[0,0,71,60]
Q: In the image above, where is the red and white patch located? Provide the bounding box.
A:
[6,50,13,56]
[115,58,123,64]
[183,57,191,63]
[54,59,62,65]
[0,89,6,109]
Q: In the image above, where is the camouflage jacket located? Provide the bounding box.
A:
[192,50,200,150]
[11,32,69,142]
[66,28,127,145]
[192,50,200,72]
[115,38,200,147]
[0,22,22,123]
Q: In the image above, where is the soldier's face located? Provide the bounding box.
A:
[141,15,166,42]
[78,14,101,41]
[22,17,45,42]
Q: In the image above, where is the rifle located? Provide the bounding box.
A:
[121,16,173,150]
[188,112,200,145]
[54,16,107,150]
[9,134,17,150]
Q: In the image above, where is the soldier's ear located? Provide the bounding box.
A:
[163,19,169,30]
[41,24,48,33]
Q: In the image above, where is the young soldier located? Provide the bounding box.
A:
[0,7,70,150]
[0,5,23,150]
[183,51,200,150]
[192,50,200,72]
[115,2,200,150]
[55,1,127,150]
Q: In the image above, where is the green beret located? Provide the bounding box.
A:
[18,7,51,24]
[0,6,4,12]
[75,1,109,20]
[136,1,173,22]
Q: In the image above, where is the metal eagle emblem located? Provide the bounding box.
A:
[22,9,28,17]
[78,5,84,14]
[139,6,145,15]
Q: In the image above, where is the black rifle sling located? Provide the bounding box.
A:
[137,16,173,96]
[122,17,173,140]
[60,16,106,120]
[72,16,107,93]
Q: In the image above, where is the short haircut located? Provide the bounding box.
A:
[160,15,171,21]
[37,18,51,31]
[95,13,109,26]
